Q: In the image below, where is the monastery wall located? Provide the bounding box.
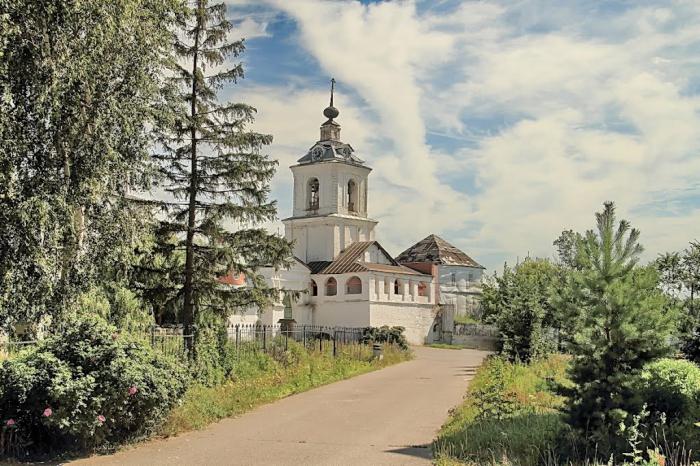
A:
[368,302,439,345]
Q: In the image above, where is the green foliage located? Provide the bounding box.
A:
[149,0,291,338]
[555,202,677,459]
[681,331,700,364]
[641,358,700,422]
[657,242,700,359]
[481,258,561,363]
[0,0,182,329]
[189,313,236,386]
[434,355,570,466]
[69,286,154,335]
[360,326,409,350]
[0,315,188,457]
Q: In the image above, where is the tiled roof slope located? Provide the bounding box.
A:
[308,241,427,275]
[395,234,484,269]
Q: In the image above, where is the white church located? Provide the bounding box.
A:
[226,82,484,345]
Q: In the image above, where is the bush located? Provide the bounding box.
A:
[681,330,700,363]
[360,326,408,350]
[0,315,188,457]
[641,358,700,421]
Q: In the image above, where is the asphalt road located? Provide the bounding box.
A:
[69,346,488,466]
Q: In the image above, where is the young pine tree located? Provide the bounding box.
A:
[557,202,676,458]
[154,0,290,345]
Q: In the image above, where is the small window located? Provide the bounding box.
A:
[326,277,337,296]
[394,279,401,295]
[308,178,320,210]
[450,273,456,285]
[418,282,428,297]
[283,294,293,319]
[347,179,357,212]
[310,279,318,296]
[346,276,362,294]
[468,272,474,282]
[384,278,390,295]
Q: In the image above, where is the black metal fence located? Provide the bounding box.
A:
[1,324,374,361]
[226,324,366,359]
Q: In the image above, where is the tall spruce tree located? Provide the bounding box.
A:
[556,202,676,458]
[0,0,180,331]
[154,0,291,343]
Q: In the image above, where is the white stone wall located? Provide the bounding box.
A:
[368,302,439,345]
[284,216,377,262]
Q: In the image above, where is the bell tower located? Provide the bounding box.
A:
[282,79,378,263]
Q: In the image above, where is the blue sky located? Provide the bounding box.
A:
[223,0,700,271]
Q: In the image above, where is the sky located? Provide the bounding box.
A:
[221,0,700,272]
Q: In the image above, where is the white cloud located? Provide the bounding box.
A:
[231,0,700,269]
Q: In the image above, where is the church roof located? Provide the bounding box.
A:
[306,241,427,275]
[297,139,365,165]
[395,234,484,269]
[296,78,367,167]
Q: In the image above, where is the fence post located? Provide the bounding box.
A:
[263,325,267,352]
[235,324,240,356]
[319,330,323,352]
[303,325,306,347]
[285,330,288,351]
[150,324,155,347]
[333,330,337,357]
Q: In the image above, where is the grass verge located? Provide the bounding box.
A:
[160,341,412,437]
[433,354,571,466]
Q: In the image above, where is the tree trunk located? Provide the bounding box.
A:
[182,4,202,357]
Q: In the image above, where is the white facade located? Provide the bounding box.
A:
[228,93,442,345]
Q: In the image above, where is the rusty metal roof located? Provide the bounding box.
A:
[395,234,484,269]
[307,241,429,276]
[306,261,333,274]
[362,262,425,275]
[321,241,375,274]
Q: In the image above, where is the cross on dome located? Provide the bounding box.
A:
[323,78,339,120]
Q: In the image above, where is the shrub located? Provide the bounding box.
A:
[360,326,408,350]
[0,315,188,457]
[641,358,700,421]
[681,330,700,364]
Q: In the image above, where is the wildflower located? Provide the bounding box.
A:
[128,385,138,396]
[43,407,52,417]
[5,419,15,427]
[97,415,106,424]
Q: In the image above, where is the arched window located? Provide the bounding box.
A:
[325,277,337,296]
[394,279,401,295]
[346,276,362,294]
[310,279,318,296]
[418,282,428,297]
[347,179,357,212]
[308,178,319,210]
[384,278,390,295]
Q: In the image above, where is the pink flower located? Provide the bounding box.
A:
[43,407,52,417]
[97,415,106,424]
[5,419,15,427]
[128,386,138,396]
